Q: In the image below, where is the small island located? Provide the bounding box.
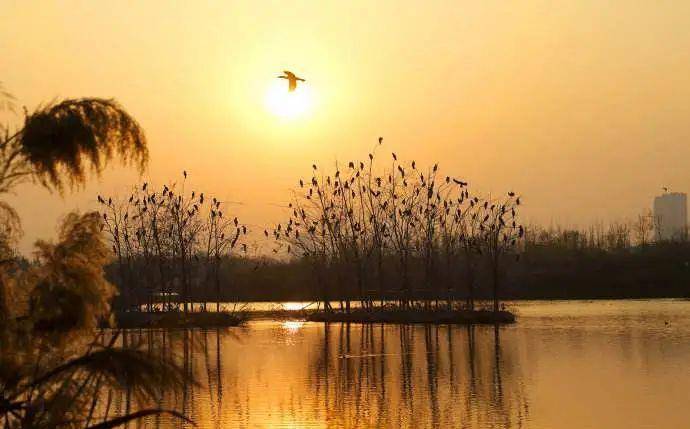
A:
[305,308,515,324]
[111,303,515,328]
[114,310,247,329]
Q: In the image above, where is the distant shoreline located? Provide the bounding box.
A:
[112,307,518,328]
[131,296,690,306]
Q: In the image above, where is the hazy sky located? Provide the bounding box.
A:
[2,1,690,253]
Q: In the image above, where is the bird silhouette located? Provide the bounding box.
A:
[662,187,669,193]
[278,70,305,92]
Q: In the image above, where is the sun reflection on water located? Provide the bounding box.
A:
[282,320,305,333]
[283,302,303,311]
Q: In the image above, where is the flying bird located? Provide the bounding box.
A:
[278,70,305,92]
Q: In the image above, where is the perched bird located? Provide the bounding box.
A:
[278,70,305,92]
[662,187,669,193]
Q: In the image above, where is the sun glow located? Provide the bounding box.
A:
[264,80,314,120]
[282,302,312,311]
[282,321,305,333]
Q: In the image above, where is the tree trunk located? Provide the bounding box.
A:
[492,255,500,313]
[215,261,221,313]
[464,258,475,311]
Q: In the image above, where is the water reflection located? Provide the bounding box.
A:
[282,320,305,333]
[114,323,528,428]
[111,300,690,429]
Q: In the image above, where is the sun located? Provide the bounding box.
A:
[264,79,313,120]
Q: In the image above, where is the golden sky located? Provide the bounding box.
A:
[2,1,690,253]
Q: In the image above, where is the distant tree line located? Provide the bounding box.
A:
[101,215,690,305]
[100,145,690,310]
[131,225,689,303]
[507,222,690,299]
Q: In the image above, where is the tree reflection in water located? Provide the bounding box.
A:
[309,324,529,428]
[111,323,529,428]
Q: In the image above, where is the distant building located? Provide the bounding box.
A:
[653,192,687,241]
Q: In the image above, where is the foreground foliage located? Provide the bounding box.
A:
[0,85,191,428]
[0,213,192,428]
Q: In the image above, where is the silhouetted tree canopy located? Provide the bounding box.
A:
[19,98,148,192]
[30,211,114,332]
[0,91,149,250]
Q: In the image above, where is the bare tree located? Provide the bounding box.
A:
[481,194,523,312]
[277,144,524,314]
[633,210,654,246]
[99,175,247,313]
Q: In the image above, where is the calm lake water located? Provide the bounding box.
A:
[119,299,690,428]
